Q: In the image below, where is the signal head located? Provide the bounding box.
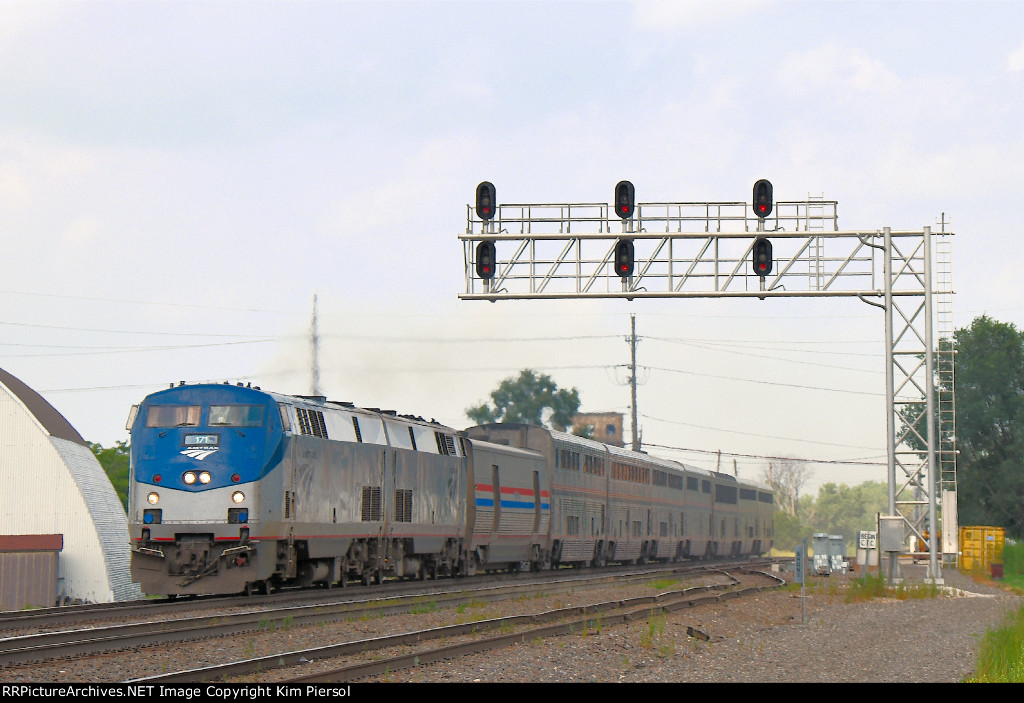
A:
[753,179,773,218]
[752,236,773,276]
[476,181,496,221]
[615,239,634,278]
[614,180,635,220]
[476,240,497,280]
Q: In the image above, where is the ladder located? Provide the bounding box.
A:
[805,193,826,290]
[934,223,957,562]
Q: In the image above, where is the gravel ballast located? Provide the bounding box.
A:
[1,566,1019,684]
[366,566,1022,683]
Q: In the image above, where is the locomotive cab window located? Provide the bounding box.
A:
[145,405,200,428]
[209,405,265,427]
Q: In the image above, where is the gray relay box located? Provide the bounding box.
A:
[878,516,905,553]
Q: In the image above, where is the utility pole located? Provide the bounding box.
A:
[628,314,640,452]
[310,293,322,397]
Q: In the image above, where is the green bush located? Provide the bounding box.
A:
[1003,541,1023,576]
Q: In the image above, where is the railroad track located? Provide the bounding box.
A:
[0,558,770,634]
[0,559,778,681]
[129,568,783,683]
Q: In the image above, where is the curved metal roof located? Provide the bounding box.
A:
[0,368,85,445]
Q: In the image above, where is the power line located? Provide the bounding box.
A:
[0,320,282,338]
[641,413,881,451]
[322,334,622,344]
[655,339,882,375]
[643,442,887,467]
[643,365,882,396]
[0,339,277,358]
[0,290,299,315]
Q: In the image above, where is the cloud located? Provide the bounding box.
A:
[776,44,901,98]
[0,3,61,43]
[632,0,772,33]
[63,215,103,245]
[1008,37,1024,71]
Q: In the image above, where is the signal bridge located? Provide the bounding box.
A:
[459,182,956,584]
[461,199,927,302]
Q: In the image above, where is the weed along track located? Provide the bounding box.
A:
[4,565,1014,683]
[138,569,782,683]
[0,563,768,683]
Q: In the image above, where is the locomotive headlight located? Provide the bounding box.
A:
[147,492,160,505]
[231,491,245,504]
[198,471,212,484]
[183,471,197,485]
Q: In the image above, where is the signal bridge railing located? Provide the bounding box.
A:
[460,201,933,301]
[469,200,839,236]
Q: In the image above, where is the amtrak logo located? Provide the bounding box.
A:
[181,447,219,461]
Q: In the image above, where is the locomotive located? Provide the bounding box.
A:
[126,383,774,596]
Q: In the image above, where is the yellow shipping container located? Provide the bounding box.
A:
[959,526,1005,571]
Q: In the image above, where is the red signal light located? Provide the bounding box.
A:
[476,182,496,221]
[615,239,634,278]
[752,237,773,276]
[614,181,635,220]
[752,179,773,218]
[476,240,497,280]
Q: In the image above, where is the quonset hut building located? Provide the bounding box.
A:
[0,368,139,604]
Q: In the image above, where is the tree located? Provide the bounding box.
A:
[761,459,810,516]
[466,369,581,430]
[90,441,130,512]
[781,481,887,552]
[802,481,888,543]
[572,422,596,440]
[772,511,806,550]
[897,315,1024,539]
[948,316,1024,537]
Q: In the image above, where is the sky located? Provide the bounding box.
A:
[1,0,1022,496]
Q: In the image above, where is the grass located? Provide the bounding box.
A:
[998,542,1024,592]
[645,577,680,590]
[456,599,486,615]
[409,600,438,615]
[963,541,1024,682]
[966,605,1024,682]
[639,612,673,656]
[844,572,943,603]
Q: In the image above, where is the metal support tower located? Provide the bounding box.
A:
[459,196,955,577]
